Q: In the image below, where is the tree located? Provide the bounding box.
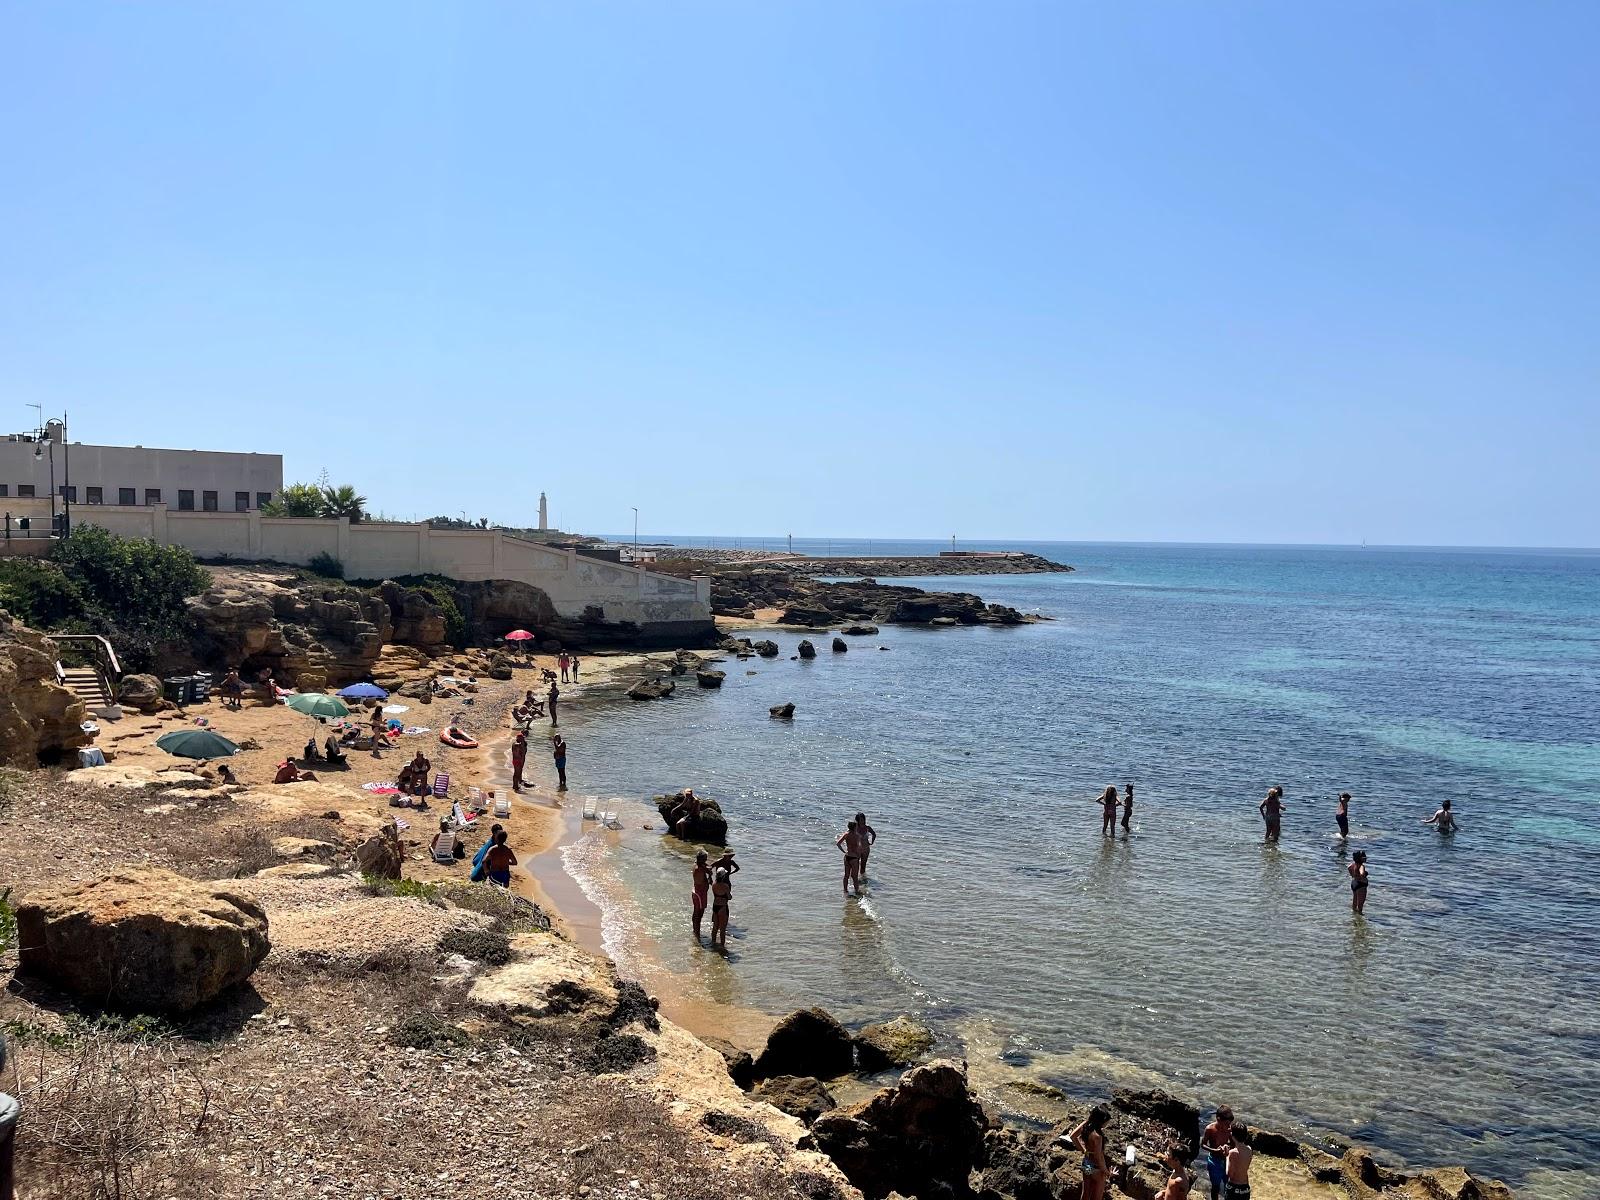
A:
[262,482,325,518]
[319,484,368,524]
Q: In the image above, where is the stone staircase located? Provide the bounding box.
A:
[59,665,112,711]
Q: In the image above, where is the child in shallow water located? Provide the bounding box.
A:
[1348,850,1369,914]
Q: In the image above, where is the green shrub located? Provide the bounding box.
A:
[437,926,512,966]
[307,551,344,579]
[362,873,443,904]
[0,559,85,626]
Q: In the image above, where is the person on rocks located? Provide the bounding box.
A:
[469,822,504,882]
[551,733,567,791]
[1348,849,1369,914]
[836,819,867,897]
[1155,1143,1191,1200]
[1421,799,1460,834]
[1336,792,1351,840]
[1063,1106,1112,1200]
[510,730,528,791]
[669,789,702,836]
[710,861,733,951]
[1259,786,1286,843]
[1223,1124,1253,1200]
[1099,786,1120,838]
[855,811,878,877]
[547,681,559,726]
[1121,782,1134,834]
[1201,1105,1235,1200]
[691,850,711,942]
[483,828,517,888]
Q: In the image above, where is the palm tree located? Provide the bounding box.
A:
[319,484,368,524]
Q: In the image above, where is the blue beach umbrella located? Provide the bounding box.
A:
[337,682,388,700]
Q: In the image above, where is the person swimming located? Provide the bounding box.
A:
[1422,799,1460,834]
[1348,849,1369,914]
[1335,792,1351,839]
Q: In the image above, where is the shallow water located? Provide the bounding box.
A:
[558,543,1600,1198]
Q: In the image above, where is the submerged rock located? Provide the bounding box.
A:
[753,639,780,658]
[770,702,796,720]
[832,637,848,653]
[853,1017,935,1072]
[797,639,817,659]
[842,623,879,636]
[627,678,675,701]
[696,669,726,688]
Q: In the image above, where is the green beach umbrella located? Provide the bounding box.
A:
[285,693,351,719]
[156,729,241,759]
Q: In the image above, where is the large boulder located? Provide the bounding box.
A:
[770,702,796,720]
[754,1075,837,1126]
[780,605,836,628]
[628,678,675,701]
[755,1007,855,1081]
[831,637,849,652]
[854,1017,936,1072]
[803,1060,994,1200]
[116,672,165,714]
[15,868,270,1012]
[0,613,90,765]
[976,1126,1060,1200]
[655,791,728,845]
[1111,1088,1200,1157]
[842,624,879,636]
[696,669,726,688]
[701,1036,756,1091]
[753,639,780,658]
[377,580,449,649]
[797,639,817,659]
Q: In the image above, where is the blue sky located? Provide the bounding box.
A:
[2,3,1596,546]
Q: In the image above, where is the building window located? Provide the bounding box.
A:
[86,486,103,505]
[18,485,34,498]
[257,492,273,510]
[235,491,250,512]
[178,490,195,511]
[118,487,135,505]
[145,488,161,505]
[61,485,77,502]
[0,484,7,497]
[202,490,218,512]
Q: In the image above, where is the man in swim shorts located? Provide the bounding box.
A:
[510,730,527,791]
[1201,1105,1234,1200]
[1223,1123,1253,1200]
[836,819,866,897]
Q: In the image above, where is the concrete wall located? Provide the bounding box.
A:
[0,440,282,510]
[66,507,711,629]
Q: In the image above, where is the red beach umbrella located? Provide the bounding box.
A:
[504,630,535,641]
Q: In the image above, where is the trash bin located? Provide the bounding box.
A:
[190,672,212,702]
[162,677,189,705]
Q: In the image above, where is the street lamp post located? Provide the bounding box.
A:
[33,439,55,537]
[631,507,638,558]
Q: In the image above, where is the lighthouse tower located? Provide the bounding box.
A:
[538,492,549,532]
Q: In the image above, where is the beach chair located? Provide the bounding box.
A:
[467,785,482,805]
[452,802,478,831]
[600,810,620,829]
[432,772,450,799]
[582,797,598,821]
[493,792,512,819]
[431,832,456,863]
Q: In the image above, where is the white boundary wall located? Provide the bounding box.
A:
[70,506,711,628]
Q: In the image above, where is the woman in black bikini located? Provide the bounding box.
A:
[1348,849,1369,914]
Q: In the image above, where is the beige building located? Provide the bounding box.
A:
[1,424,282,516]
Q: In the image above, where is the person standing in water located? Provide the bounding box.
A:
[547,681,559,726]
[836,820,866,897]
[1223,1124,1253,1200]
[570,653,581,679]
[1348,849,1369,914]
[1099,786,1120,838]
[1422,799,1460,833]
[1259,787,1286,843]
[510,729,527,792]
[1200,1106,1234,1200]
[710,862,733,951]
[1063,1106,1111,1200]
[691,850,711,942]
[855,811,878,876]
[550,733,567,791]
[1335,792,1351,840]
[1121,782,1134,834]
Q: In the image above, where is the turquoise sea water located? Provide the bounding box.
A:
[560,542,1600,1198]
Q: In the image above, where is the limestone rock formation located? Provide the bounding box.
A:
[1110,1088,1200,1157]
[802,1060,994,1200]
[629,678,675,701]
[116,673,164,713]
[755,1076,838,1126]
[696,669,726,688]
[15,868,270,1012]
[797,639,817,659]
[779,604,836,627]
[854,1017,936,1072]
[378,580,449,649]
[655,791,728,844]
[754,1007,855,1081]
[0,611,89,767]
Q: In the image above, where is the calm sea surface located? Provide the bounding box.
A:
[560,542,1600,1199]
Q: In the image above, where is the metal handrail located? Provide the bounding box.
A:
[44,633,121,680]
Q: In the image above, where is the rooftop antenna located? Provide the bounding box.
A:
[26,403,42,437]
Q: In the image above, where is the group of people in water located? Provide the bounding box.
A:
[1092,782,1463,914]
[691,847,740,950]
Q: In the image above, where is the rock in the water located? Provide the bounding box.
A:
[842,624,879,636]
[1111,1088,1201,1156]
[0,613,90,764]
[854,1016,936,1072]
[753,639,780,658]
[797,639,817,659]
[696,669,726,688]
[115,672,165,714]
[16,868,270,1012]
[832,637,849,653]
[803,1060,994,1200]
[755,1075,838,1126]
[755,1007,855,1080]
[655,790,728,845]
[628,678,675,701]
[769,702,796,720]
[1249,1125,1301,1158]
[352,822,403,879]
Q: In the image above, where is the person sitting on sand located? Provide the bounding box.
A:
[1336,792,1351,840]
[1201,1106,1234,1200]
[1422,799,1460,834]
[323,735,347,767]
[217,763,237,785]
[1259,786,1286,843]
[855,811,877,876]
[1223,1124,1253,1200]
[1063,1107,1111,1200]
[1099,786,1120,838]
[273,757,316,784]
[1155,1143,1191,1200]
[1348,849,1369,914]
[482,829,517,888]
[710,863,732,951]
[836,820,866,897]
[691,850,711,942]
[302,736,322,763]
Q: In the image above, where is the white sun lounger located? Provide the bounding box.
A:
[493,792,512,818]
[582,798,598,821]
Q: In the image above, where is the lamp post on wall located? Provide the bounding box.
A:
[32,438,55,537]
